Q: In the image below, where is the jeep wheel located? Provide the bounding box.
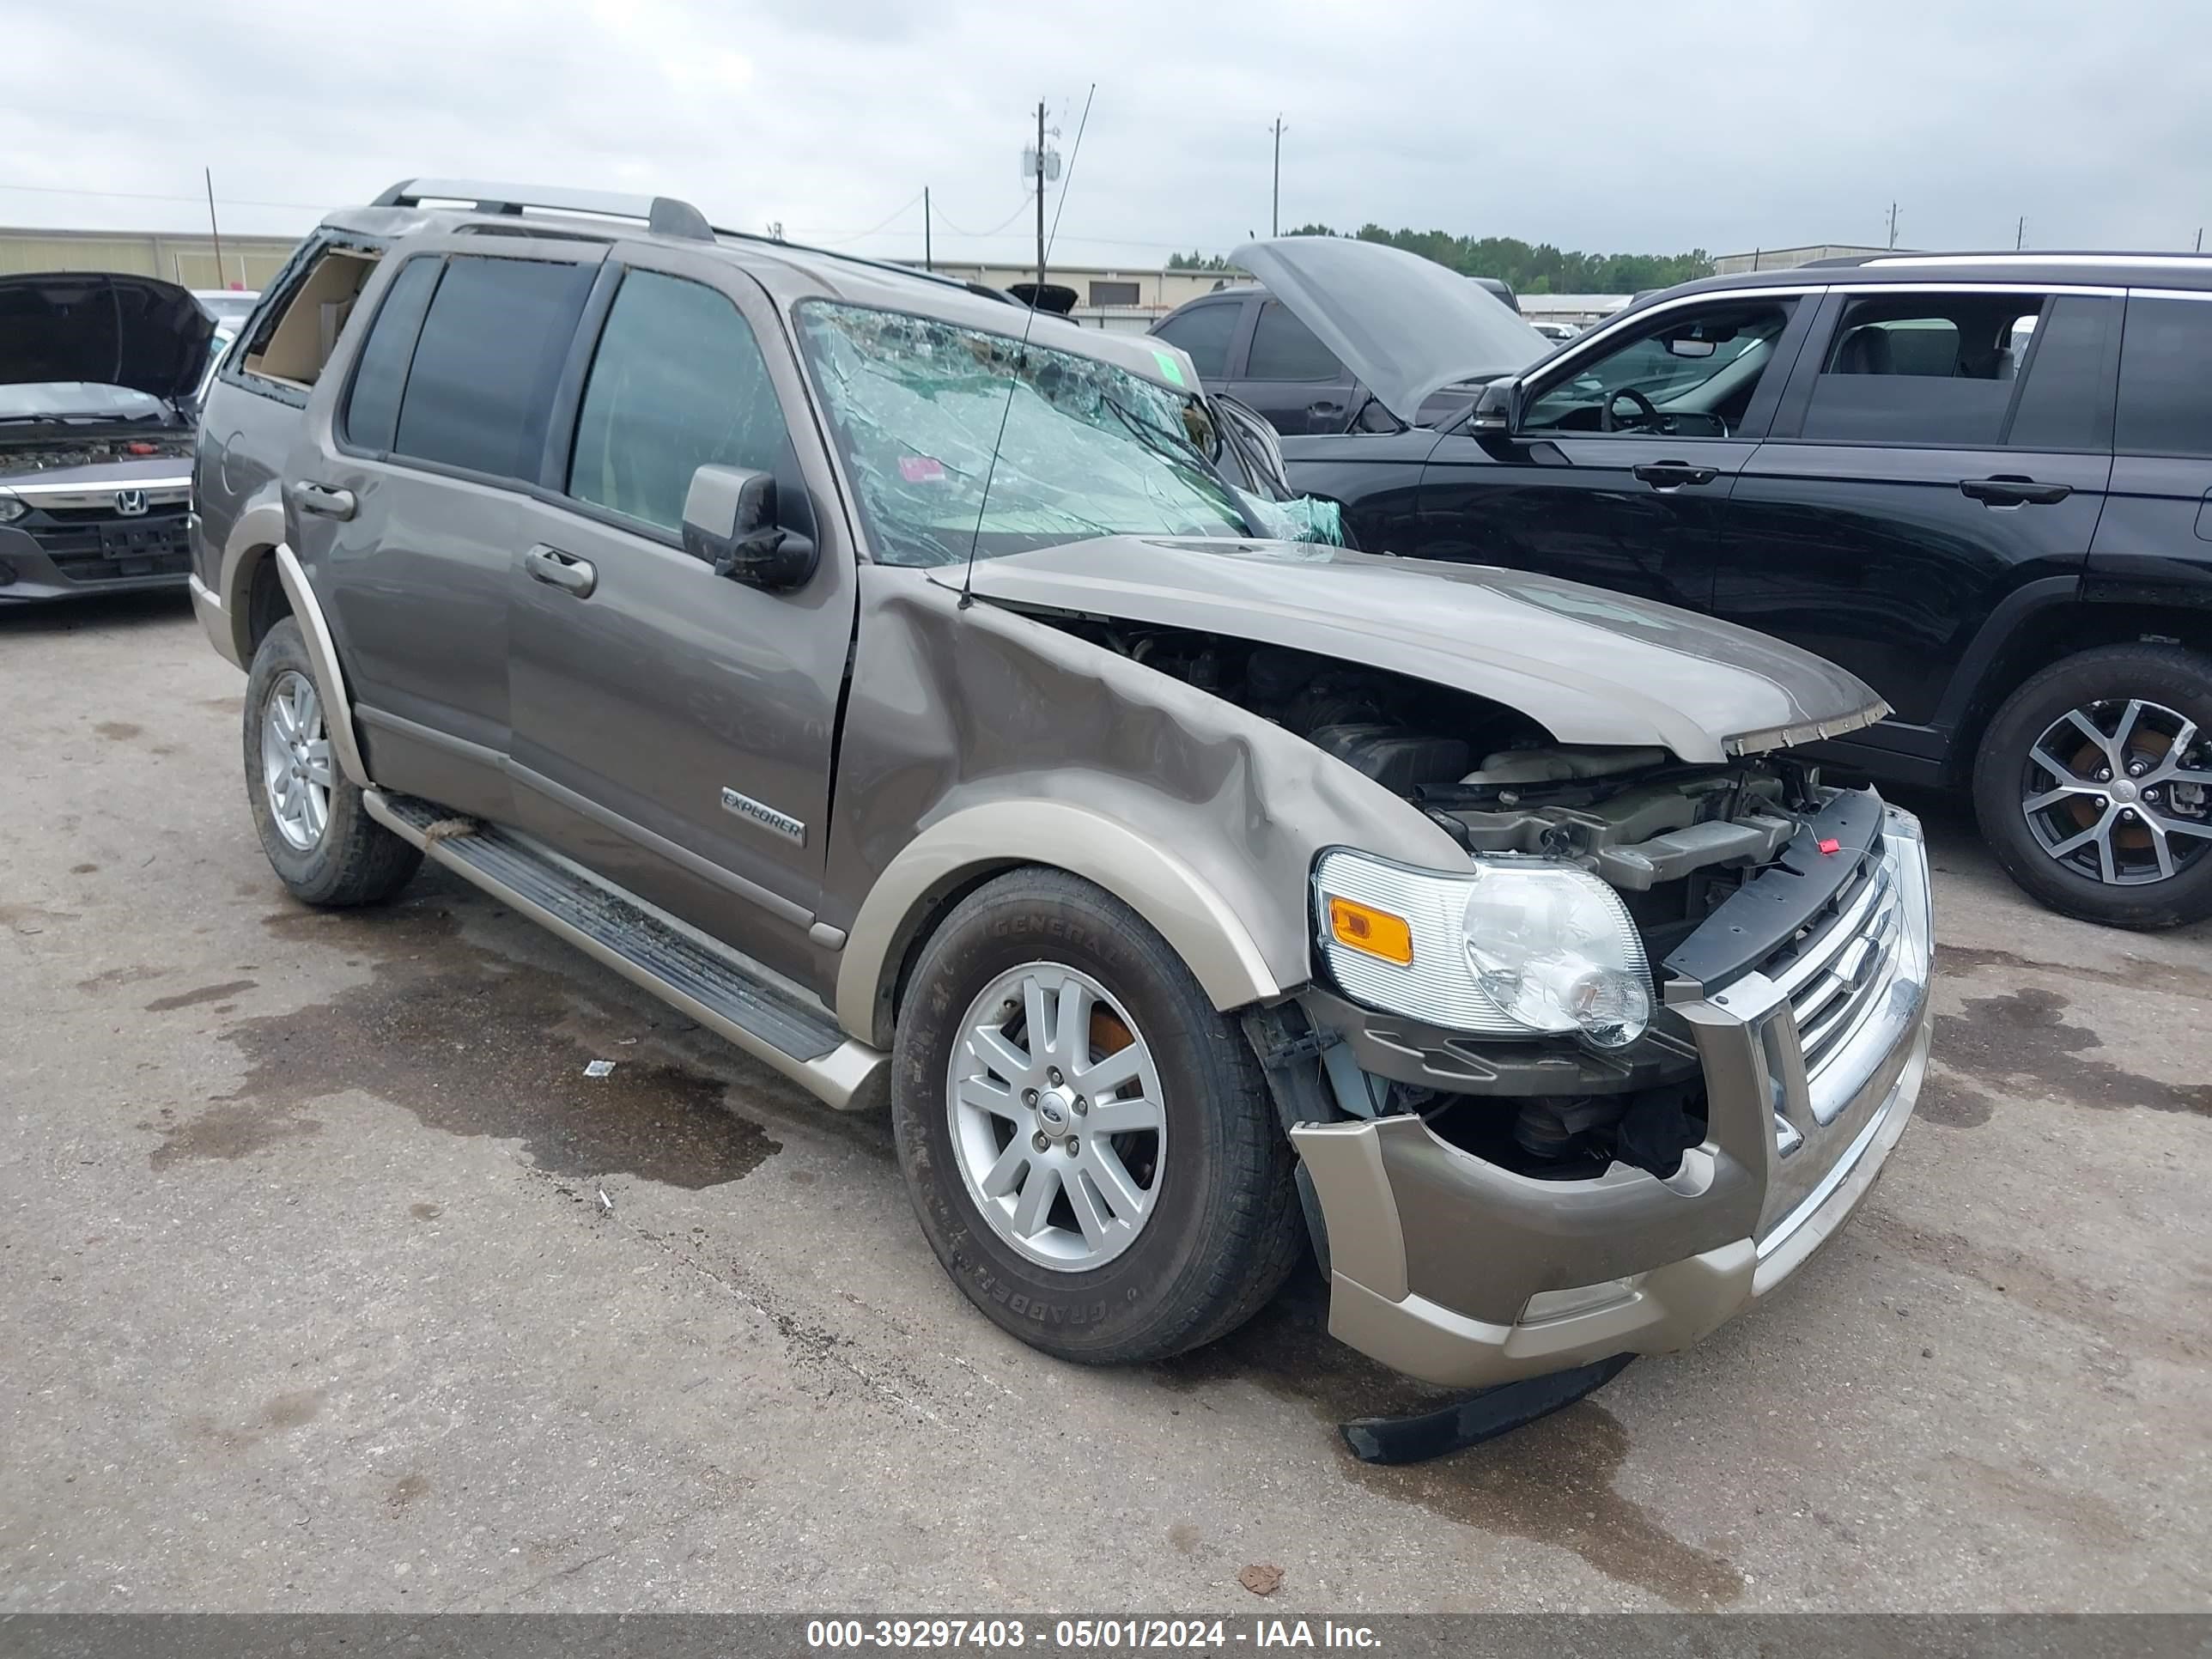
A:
[891,869,1304,1364]
[1972,643,2212,928]
[244,617,422,907]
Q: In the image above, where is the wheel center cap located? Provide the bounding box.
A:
[2111,779,2140,805]
[1035,1086,1074,1135]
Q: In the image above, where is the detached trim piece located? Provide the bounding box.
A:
[272,543,370,788]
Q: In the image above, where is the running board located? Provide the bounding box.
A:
[365,790,888,1112]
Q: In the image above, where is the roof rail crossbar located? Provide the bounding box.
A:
[370,179,714,242]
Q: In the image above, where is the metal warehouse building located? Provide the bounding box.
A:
[0,226,303,290]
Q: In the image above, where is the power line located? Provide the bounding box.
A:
[927,193,1037,239]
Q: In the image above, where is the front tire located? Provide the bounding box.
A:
[891,869,1304,1364]
[243,617,422,908]
[1972,643,2212,928]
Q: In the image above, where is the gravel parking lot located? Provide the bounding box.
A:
[3,592,2208,1613]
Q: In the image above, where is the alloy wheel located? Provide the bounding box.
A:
[945,962,1165,1271]
[2020,698,2212,885]
[261,669,335,851]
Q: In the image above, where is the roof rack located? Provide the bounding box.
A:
[370,179,714,243]
[710,224,1018,306]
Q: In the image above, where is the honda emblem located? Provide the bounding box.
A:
[114,489,149,518]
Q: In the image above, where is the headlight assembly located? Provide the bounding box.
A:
[1313,848,1652,1048]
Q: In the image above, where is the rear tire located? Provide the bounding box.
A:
[891,868,1304,1364]
[1972,643,2212,929]
[243,617,422,908]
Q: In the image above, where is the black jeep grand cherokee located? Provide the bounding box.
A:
[1261,240,2212,930]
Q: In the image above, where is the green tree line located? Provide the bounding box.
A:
[1170,227,1711,294]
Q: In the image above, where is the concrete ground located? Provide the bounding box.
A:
[3,592,2207,1614]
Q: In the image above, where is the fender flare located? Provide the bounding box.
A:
[834,799,1287,1043]
[211,499,289,669]
[272,542,372,790]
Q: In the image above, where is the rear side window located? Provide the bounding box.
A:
[567,270,788,533]
[240,240,382,390]
[2116,296,2212,459]
[1152,302,1239,380]
[340,258,441,453]
[1245,301,1343,381]
[388,255,595,483]
[2004,295,2118,452]
[1803,292,2045,446]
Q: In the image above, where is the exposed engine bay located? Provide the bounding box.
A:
[1050,618,1856,1183]
[0,433,192,472]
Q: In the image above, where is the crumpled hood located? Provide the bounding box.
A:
[1231,237,1551,423]
[969,538,1888,764]
[0,272,215,404]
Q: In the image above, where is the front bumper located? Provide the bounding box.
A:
[1292,805,1934,1389]
[0,474,194,603]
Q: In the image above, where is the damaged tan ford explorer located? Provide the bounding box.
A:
[191,182,1933,1407]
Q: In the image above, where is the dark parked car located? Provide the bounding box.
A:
[1149,252,1549,437]
[1268,240,2212,928]
[188,179,1929,1401]
[0,272,213,604]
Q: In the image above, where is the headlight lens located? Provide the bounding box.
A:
[0,495,26,524]
[1314,848,1652,1048]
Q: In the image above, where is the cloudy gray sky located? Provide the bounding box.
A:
[4,0,2206,267]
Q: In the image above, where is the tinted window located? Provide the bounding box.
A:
[341,258,441,453]
[2116,296,2212,459]
[1089,280,1140,307]
[568,270,788,533]
[2005,295,2118,451]
[1802,292,2042,446]
[1245,301,1342,381]
[391,255,595,482]
[1152,302,1239,380]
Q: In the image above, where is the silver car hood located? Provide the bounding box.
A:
[1230,237,1551,423]
[968,538,1888,764]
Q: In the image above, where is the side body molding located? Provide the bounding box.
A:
[273,542,372,789]
[836,799,1287,1042]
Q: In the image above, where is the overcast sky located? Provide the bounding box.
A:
[4,0,2206,269]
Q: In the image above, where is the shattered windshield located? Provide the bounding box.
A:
[797,301,1253,567]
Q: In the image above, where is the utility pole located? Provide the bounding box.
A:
[1036,99,1048,293]
[923,186,933,272]
[204,167,226,289]
[2015,216,2025,251]
[1270,116,1285,238]
[2197,228,2204,253]
[1887,202,1899,249]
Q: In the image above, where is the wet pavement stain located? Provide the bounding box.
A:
[387,1472,431,1512]
[145,978,257,1012]
[77,965,165,993]
[1917,1070,1996,1129]
[94,720,143,741]
[70,862,99,875]
[189,890,783,1188]
[150,1102,325,1169]
[1935,988,2210,1118]
[1936,941,2212,1004]
[1153,1283,1743,1608]
[410,1201,443,1221]
[181,1388,325,1454]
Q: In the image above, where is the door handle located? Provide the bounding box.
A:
[285,480,356,521]
[1960,475,2072,507]
[524,544,597,598]
[1632,460,1719,489]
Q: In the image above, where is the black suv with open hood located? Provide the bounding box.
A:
[0,271,213,603]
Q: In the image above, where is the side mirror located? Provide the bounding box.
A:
[1470,377,1518,434]
[681,465,818,592]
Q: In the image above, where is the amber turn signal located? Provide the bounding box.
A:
[1326,895,1413,966]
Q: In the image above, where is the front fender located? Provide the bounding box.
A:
[835,799,1282,1039]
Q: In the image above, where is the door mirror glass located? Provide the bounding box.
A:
[682,465,819,591]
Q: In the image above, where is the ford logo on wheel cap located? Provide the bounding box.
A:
[114,489,149,517]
